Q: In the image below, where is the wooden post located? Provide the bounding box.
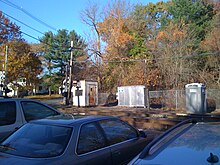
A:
[68,41,74,105]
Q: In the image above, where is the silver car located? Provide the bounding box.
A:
[0,98,65,141]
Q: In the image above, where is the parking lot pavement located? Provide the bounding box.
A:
[39,98,63,108]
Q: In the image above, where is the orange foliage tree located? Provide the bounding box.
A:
[96,1,135,91]
[0,11,21,44]
[0,41,43,92]
[98,0,133,60]
[200,12,220,88]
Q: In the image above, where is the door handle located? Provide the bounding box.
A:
[14,127,20,130]
[113,150,121,156]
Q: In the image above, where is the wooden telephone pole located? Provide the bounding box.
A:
[67,41,74,105]
[4,46,8,97]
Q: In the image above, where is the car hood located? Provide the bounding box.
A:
[0,153,63,165]
[0,154,43,165]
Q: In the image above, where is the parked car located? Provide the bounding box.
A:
[129,119,220,165]
[0,116,150,165]
[0,98,69,141]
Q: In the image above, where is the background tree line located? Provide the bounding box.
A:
[82,0,220,92]
[0,0,219,95]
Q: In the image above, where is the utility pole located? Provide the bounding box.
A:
[64,64,69,105]
[4,46,8,97]
[144,59,150,110]
[68,41,74,105]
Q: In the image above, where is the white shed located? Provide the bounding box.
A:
[72,80,98,107]
[118,85,147,107]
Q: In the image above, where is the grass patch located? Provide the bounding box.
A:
[25,94,63,100]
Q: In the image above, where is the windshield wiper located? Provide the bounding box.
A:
[0,144,16,151]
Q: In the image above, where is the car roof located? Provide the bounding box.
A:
[0,98,40,102]
[29,115,118,127]
[137,121,220,164]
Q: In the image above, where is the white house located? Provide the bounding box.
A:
[0,75,27,97]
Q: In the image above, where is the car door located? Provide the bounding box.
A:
[0,101,23,141]
[99,119,145,165]
[74,122,112,165]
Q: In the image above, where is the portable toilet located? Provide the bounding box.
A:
[185,83,206,114]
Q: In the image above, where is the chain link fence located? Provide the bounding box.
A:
[207,89,220,110]
[149,89,220,111]
[149,90,185,110]
[99,89,220,111]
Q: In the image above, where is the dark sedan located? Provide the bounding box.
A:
[0,116,150,165]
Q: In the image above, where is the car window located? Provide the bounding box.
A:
[0,101,16,126]
[21,101,59,121]
[0,123,72,158]
[77,122,106,155]
[99,119,138,145]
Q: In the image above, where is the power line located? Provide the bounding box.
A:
[0,0,57,31]
[1,21,68,55]
[0,26,71,56]
[20,31,41,42]
[73,52,219,64]
[0,21,43,43]
[1,16,75,55]
[2,11,45,35]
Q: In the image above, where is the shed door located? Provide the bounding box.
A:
[89,85,96,106]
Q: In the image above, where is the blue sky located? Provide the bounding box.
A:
[1,0,165,43]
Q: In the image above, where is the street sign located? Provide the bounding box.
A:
[75,90,83,96]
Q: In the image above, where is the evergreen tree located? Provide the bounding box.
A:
[40,29,87,92]
[168,0,215,42]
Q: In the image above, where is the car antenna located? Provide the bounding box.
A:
[207,153,219,163]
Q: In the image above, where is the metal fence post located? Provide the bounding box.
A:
[175,90,178,110]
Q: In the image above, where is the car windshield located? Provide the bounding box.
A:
[0,123,73,158]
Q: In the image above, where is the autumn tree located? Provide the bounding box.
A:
[0,11,21,45]
[154,22,198,89]
[133,0,217,89]
[0,40,43,93]
[200,8,220,88]
[81,2,103,59]
[79,0,219,92]
[98,0,133,60]
[81,2,105,90]
[119,2,170,90]
[129,2,170,58]
[95,1,134,90]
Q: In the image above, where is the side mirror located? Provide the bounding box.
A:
[139,130,147,138]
